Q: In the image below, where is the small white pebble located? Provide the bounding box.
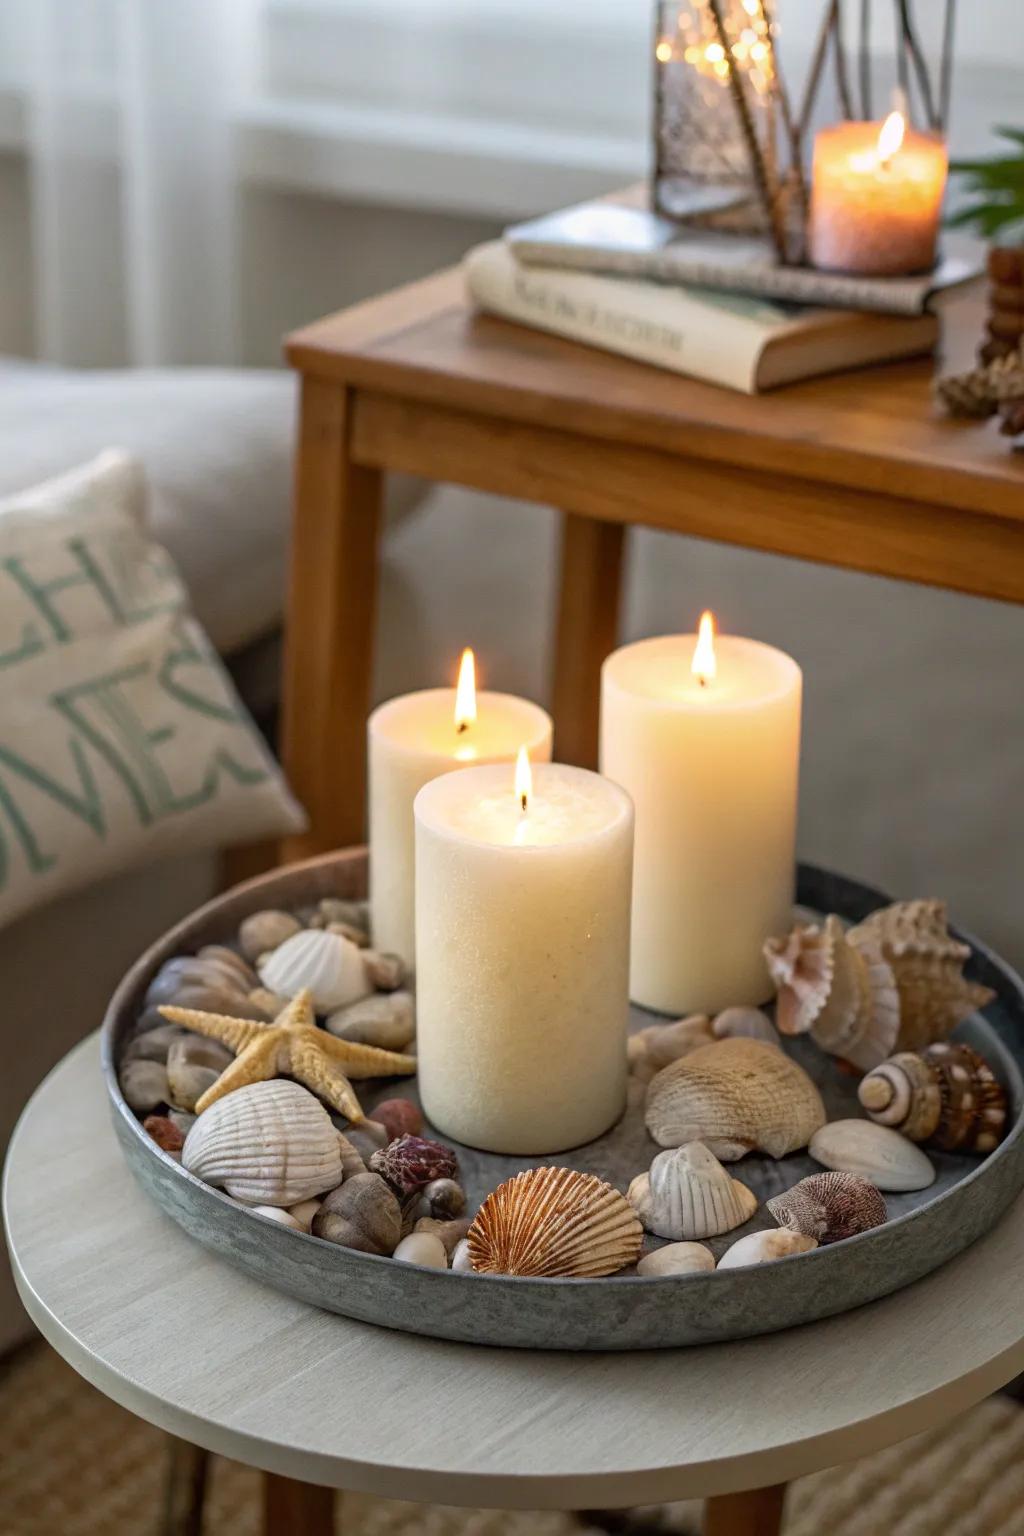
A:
[392,1233,447,1268]
[637,1242,715,1278]
[451,1238,473,1273]
[250,1205,304,1230]
[288,1198,322,1231]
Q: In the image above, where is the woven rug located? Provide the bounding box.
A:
[2,1343,1023,1536]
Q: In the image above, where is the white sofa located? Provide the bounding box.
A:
[4,368,1022,1355]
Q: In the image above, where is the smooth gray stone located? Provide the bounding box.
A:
[119,1060,169,1115]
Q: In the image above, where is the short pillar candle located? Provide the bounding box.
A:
[809,112,947,276]
[600,620,801,1017]
[368,653,552,967]
[414,759,634,1155]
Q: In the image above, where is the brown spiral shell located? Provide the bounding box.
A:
[858,1042,1008,1154]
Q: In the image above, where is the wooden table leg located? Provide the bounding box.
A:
[551,512,625,769]
[160,1436,210,1536]
[281,377,382,859]
[263,1471,335,1535]
[703,1484,787,1536]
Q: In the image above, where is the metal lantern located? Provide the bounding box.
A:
[652,0,959,267]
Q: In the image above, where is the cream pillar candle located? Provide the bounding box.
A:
[809,112,947,276]
[600,617,801,1017]
[369,654,552,966]
[414,759,633,1155]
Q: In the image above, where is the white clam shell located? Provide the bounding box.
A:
[182,1080,344,1206]
[645,1037,826,1160]
[637,1242,716,1278]
[627,1143,757,1240]
[808,1119,935,1191]
[393,1233,448,1268]
[717,1229,818,1269]
[259,929,370,1013]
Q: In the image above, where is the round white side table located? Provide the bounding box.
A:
[6,1036,1024,1536]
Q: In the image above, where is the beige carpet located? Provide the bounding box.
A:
[2,1343,1023,1536]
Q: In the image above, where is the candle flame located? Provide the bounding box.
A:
[691,610,717,686]
[454,647,477,733]
[514,745,532,813]
[877,110,905,167]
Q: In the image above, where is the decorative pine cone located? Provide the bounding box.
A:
[936,370,999,418]
[999,399,1024,439]
[369,1133,458,1195]
[980,337,1018,366]
[937,344,1024,419]
[986,345,1024,402]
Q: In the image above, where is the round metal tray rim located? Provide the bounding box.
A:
[100,849,1024,1345]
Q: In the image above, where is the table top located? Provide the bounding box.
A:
[286,270,1024,528]
[6,1037,1024,1508]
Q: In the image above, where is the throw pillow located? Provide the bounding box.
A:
[0,450,306,926]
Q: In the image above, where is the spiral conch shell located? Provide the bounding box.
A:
[182,1079,344,1206]
[858,1042,1008,1154]
[627,1143,758,1240]
[644,1038,826,1160]
[848,901,995,1052]
[768,1171,887,1245]
[763,915,899,1071]
[466,1166,642,1278]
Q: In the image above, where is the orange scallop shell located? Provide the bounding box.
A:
[466,1166,642,1278]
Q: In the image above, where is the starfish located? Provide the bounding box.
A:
[158,988,416,1122]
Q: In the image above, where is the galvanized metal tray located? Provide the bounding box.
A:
[101,850,1024,1351]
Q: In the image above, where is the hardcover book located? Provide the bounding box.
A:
[465,242,940,394]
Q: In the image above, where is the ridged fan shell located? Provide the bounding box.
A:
[848,900,996,1051]
[644,1038,825,1160]
[182,1079,343,1206]
[466,1166,642,1278]
[259,929,370,1013]
[627,1143,758,1240]
[763,916,899,1071]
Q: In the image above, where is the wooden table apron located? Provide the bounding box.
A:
[6,1037,1024,1510]
[280,273,1024,856]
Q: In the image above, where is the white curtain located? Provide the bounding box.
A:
[22,0,254,367]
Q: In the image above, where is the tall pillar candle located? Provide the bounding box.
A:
[368,656,552,966]
[414,760,633,1155]
[600,621,801,1016]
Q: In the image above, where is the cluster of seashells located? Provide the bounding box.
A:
[118,893,1009,1284]
[763,899,995,1071]
[614,900,1007,1276]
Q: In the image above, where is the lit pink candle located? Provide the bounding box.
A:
[809,112,947,276]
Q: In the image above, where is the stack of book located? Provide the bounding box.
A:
[464,197,979,393]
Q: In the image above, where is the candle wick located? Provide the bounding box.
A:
[520,794,528,813]
[456,720,469,734]
[699,676,707,689]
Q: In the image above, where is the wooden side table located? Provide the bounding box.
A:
[6,1036,1024,1536]
[281,274,1024,858]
